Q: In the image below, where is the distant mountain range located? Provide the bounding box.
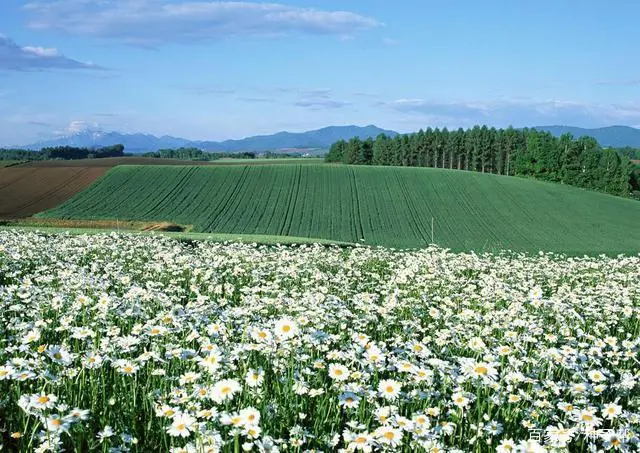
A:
[17,124,640,152]
[534,125,640,148]
[22,125,398,153]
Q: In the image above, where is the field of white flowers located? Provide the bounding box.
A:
[0,231,639,452]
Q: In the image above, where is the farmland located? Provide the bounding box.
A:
[0,167,109,219]
[0,160,24,168]
[15,156,323,168]
[0,157,321,220]
[40,164,640,254]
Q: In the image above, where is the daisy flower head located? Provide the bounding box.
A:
[251,327,272,343]
[374,426,403,448]
[274,318,298,339]
[601,402,622,420]
[588,369,607,383]
[211,379,241,404]
[460,358,498,383]
[451,392,470,409]
[378,379,402,400]
[328,363,350,381]
[167,412,196,438]
[240,407,261,426]
[245,368,264,388]
[338,391,360,409]
[46,414,69,432]
[30,393,58,410]
[116,359,138,376]
[346,431,373,452]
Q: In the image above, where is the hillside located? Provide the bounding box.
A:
[39,164,640,253]
[535,125,640,147]
[0,157,320,219]
[24,125,397,153]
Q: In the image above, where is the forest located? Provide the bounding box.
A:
[0,144,125,160]
[141,148,256,160]
[326,126,639,198]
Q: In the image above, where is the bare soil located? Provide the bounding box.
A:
[0,167,108,219]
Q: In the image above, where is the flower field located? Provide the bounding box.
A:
[0,231,639,452]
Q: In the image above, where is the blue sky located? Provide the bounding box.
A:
[1,0,640,146]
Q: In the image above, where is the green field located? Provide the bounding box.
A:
[39,164,640,253]
[212,157,325,164]
[0,160,24,167]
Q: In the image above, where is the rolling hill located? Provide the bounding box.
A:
[23,125,398,153]
[38,164,640,254]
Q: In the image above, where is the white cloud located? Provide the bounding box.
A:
[60,120,101,135]
[294,99,350,110]
[383,98,640,128]
[21,46,59,57]
[24,1,381,45]
[0,35,101,71]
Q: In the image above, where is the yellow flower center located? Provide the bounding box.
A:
[282,325,291,333]
[221,386,231,394]
[38,396,49,404]
[475,365,488,375]
[384,431,395,440]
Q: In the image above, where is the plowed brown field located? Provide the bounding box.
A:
[15,157,217,168]
[0,167,108,219]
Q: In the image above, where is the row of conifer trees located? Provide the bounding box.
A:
[325,126,637,197]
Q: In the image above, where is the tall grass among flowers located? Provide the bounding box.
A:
[0,230,639,452]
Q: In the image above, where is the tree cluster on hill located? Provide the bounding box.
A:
[141,148,256,160]
[0,144,125,160]
[326,126,637,198]
[613,146,640,161]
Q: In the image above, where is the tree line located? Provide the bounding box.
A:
[141,148,313,160]
[141,148,257,160]
[326,126,639,198]
[0,144,125,160]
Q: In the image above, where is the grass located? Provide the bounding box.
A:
[38,164,640,254]
[212,157,325,164]
[0,160,24,168]
[0,225,353,246]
